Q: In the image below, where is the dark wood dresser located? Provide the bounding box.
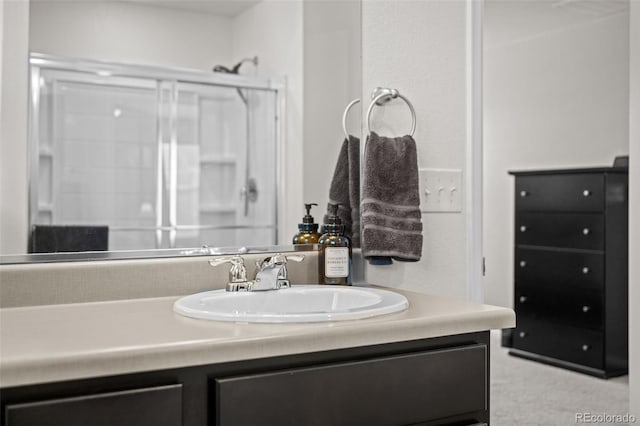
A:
[508,167,628,378]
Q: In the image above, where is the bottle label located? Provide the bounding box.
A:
[325,247,349,278]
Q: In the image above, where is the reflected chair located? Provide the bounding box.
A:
[29,225,109,253]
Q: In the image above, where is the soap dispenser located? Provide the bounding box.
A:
[318,203,351,285]
[292,203,321,246]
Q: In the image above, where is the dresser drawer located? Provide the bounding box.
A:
[513,318,603,369]
[214,345,487,426]
[515,286,602,330]
[515,248,604,290]
[516,213,604,250]
[516,174,604,212]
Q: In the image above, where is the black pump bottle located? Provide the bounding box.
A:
[318,204,351,285]
[292,203,321,246]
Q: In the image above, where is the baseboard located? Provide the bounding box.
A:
[508,348,628,379]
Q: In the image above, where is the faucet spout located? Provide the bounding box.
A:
[254,266,288,291]
[253,254,305,291]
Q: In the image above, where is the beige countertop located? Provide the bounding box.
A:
[0,288,515,388]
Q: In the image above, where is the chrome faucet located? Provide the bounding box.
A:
[252,254,304,291]
[209,253,304,292]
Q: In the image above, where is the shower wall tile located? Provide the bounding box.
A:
[109,231,157,251]
[115,116,155,143]
[58,193,155,225]
[62,115,116,140]
[60,84,113,115]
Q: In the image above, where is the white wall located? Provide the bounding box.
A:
[232,0,304,244]
[483,8,630,307]
[303,1,361,211]
[0,0,29,255]
[629,1,639,418]
[29,1,233,70]
[362,0,469,299]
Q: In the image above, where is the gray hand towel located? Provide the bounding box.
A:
[325,135,360,247]
[361,131,422,264]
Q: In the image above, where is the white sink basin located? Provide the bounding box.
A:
[173,285,409,323]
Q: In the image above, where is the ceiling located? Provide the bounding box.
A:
[485,0,629,48]
[29,0,262,16]
[122,0,261,16]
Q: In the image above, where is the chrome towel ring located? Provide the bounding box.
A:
[342,98,360,140]
[366,87,416,137]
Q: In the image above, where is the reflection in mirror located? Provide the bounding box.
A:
[29,55,281,252]
[0,0,362,259]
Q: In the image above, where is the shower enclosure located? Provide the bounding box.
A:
[29,54,284,251]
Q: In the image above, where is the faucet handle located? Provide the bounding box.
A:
[256,253,305,269]
[209,256,248,284]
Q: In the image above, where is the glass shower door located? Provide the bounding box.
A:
[171,82,278,248]
[32,69,160,250]
[30,55,283,252]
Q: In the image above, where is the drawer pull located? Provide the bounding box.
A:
[520,226,527,233]
[582,228,590,236]
[582,344,591,352]
[519,331,527,338]
[582,266,590,274]
[520,190,529,197]
[582,305,591,313]
[583,189,592,197]
[519,296,528,303]
[519,260,527,268]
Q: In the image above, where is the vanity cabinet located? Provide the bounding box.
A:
[508,168,628,378]
[1,332,490,426]
[4,384,182,426]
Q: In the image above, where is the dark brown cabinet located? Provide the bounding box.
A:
[4,385,183,426]
[215,345,486,426]
[2,332,491,426]
[509,167,628,378]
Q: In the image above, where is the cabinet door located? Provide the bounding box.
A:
[215,345,487,426]
[5,384,182,426]
[515,174,604,212]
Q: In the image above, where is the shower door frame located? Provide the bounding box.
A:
[28,53,286,250]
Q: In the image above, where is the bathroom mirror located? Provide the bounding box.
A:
[0,0,362,261]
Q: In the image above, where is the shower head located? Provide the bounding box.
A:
[212,56,259,74]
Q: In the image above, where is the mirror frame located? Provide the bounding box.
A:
[0,244,319,265]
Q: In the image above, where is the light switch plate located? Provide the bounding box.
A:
[419,168,462,213]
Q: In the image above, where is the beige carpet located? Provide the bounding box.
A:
[490,331,630,425]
